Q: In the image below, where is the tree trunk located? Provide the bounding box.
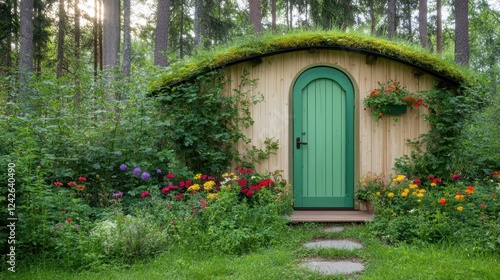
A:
[102,0,120,70]
[249,0,262,32]
[93,0,98,77]
[436,0,442,55]
[194,0,202,47]
[387,0,396,38]
[19,0,34,79]
[179,0,184,58]
[369,0,375,35]
[271,0,276,31]
[154,0,171,67]
[57,0,65,78]
[454,0,469,66]
[418,0,427,49]
[75,0,80,60]
[99,0,102,71]
[123,0,131,78]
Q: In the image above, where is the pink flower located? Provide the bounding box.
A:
[161,187,170,194]
[166,173,175,179]
[67,181,77,187]
[452,173,461,180]
[54,181,63,187]
[201,174,208,180]
[78,176,87,181]
[140,191,149,198]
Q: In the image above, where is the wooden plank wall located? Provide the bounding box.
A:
[223,50,435,182]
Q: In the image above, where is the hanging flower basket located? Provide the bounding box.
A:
[363,80,423,122]
[380,104,407,115]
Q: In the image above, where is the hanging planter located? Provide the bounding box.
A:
[363,80,423,122]
[380,104,407,115]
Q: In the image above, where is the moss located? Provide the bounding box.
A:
[152,31,475,92]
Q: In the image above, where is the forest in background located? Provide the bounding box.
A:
[0,0,499,88]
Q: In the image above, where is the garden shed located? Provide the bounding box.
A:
[154,32,468,210]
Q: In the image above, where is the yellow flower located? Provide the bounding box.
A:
[96,174,100,179]
[392,174,406,182]
[457,206,464,212]
[376,191,381,196]
[401,192,408,197]
[403,188,410,193]
[412,192,418,196]
[409,183,418,189]
[430,183,437,187]
[388,192,395,198]
[207,193,219,200]
[203,180,216,191]
[417,193,424,198]
[455,194,465,200]
[418,189,426,193]
[194,173,202,180]
[188,184,200,191]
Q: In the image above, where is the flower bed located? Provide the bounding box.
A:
[365,171,500,254]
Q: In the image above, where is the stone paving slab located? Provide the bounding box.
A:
[324,226,344,233]
[301,261,365,275]
[303,240,363,250]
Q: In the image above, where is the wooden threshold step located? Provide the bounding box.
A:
[288,210,373,222]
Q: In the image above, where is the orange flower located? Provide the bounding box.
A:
[76,185,85,191]
[439,198,447,205]
[466,186,475,195]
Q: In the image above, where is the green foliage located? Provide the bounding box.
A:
[393,84,488,179]
[157,68,272,175]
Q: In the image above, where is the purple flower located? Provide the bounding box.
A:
[120,164,127,171]
[157,169,162,174]
[133,167,141,175]
[141,172,151,180]
[452,173,461,181]
[112,192,123,198]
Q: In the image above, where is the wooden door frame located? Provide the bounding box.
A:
[289,64,360,209]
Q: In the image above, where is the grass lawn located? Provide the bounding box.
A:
[4,223,499,280]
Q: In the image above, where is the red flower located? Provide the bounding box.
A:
[246,190,254,196]
[185,180,192,187]
[66,218,73,223]
[201,174,208,180]
[241,187,249,194]
[54,181,63,187]
[439,198,447,206]
[179,181,185,187]
[140,191,149,198]
[237,180,247,187]
[452,173,461,181]
[247,168,253,173]
[239,168,246,174]
[78,176,87,181]
[175,193,183,200]
[480,203,486,208]
[166,173,175,179]
[432,178,442,184]
[161,187,170,194]
[428,175,435,180]
[68,181,77,187]
[413,178,421,186]
[414,99,423,107]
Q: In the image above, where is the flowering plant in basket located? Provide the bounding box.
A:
[363,80,423,122]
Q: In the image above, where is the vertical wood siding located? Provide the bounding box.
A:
[223,50,434,181]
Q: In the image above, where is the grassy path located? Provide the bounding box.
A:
[4,224,500,279]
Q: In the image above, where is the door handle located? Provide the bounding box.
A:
[296,137,308,149]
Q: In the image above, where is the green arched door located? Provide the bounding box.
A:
[293,67,354,208]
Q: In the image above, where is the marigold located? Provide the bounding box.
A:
[430,183,437,187]
[401,192,408,197]
[417,193,424,198]
[203,181,216,191]
[409,183,418,189]
[455,194,465,200]
[188,184,201,191]
[388,192,395,198]
[457,206,464,212]
[376,191,381,196]
[466,186,475,195]
[393,175,406,182]
[439,198,447,205]
[207,193,219,200]
[194,173,202,180]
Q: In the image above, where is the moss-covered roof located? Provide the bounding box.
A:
[152,31,473,92]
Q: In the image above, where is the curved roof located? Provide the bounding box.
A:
[152,31,472,91]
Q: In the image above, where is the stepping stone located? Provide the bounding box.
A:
[303,240,362,250]
[301,261,364,275]
[324,226,344,233]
